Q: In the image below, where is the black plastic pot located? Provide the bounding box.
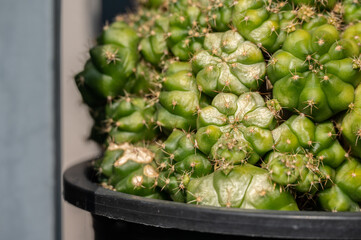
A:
[63,160,361,240]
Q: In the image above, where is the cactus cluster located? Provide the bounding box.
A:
[76,0,361,212]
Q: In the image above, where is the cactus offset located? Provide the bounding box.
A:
[105,97,157,144]
[341,85,361,158]
[157,129,212,202]
[97,142,165,199]
[192,30,266,97]
[343,0,361,24]
[156,61,200,131]
[267,24,361,122]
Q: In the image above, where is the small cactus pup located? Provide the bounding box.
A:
[197,92,277,129]
[96,142,165,199]
[343,0,361,24]
[232,0,301,53]
[264,152,327,194]
[186,164,299,210]
[105,97,157,144]
[157,129,212,202]
[344,22,361,51]
[156,61,200,131]
[76,21,140,101]
[203,0,235,32]
[318,185,360,212]
[272,115,346,169]
[138,13,170,66]
[318,157,361,212]
[265,114,347,193]
[341,84,361,158]
[166,0,210,61]
[267,23,361,122]
[192,30,266,97]
[196,92,276,167]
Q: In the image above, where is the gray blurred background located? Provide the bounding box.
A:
[0,0,132,239]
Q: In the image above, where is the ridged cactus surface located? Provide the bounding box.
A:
[268,24,361,122]
[74,0,361,212]
[341,84,361,158]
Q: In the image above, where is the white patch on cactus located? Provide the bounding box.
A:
[143,164,159,178]
[132,175,144,187]
[111,143,155,166]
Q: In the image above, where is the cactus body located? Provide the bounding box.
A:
[344,22,361,51]
[268,24,361,122]
[156,62,200,131]
[98,143,164,198]
[106,97,157,144]
[157,129,213,202]
[343,0,361,24]
[342,85,361,158]
[196,92,276,166]
[232,0,303,53]
[192,31,266,97]
[264,114,346,193]
[77,22,140,100]
[139,15,170,66]
[187,164,299,210]
[318,157,361,211]
[166,1,208,61]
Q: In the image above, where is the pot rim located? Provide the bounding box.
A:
[63,160,361,239]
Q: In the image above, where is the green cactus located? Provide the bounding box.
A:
[344,22,361,51]
[335,157,361,202]
[79,0,361,212]
[267,24,361,122]
[97,143,165,199]
[156,61,200,131]
[105,97,157,144]
[272,115,346,168]
[88,107,109,146]
[318,157,361,211]
[210,125,274,167]
[196,92,276,167]
[187,164,299,210]
[341,84,361,158]
[343,0,361,24]
[203,0,234,32]
[124,61,162,95]
[138,0,166,9]
[138,14,170,66]
[264,152,326,193]
[289,0,337,10]
[197,92,277,129]
[232,0,309,53]
[191,30,266,97]
[166,0,209,61]
[76,22,140,101]
[157,129,212,202]
[264,114,347,193]
[318,185,360,212]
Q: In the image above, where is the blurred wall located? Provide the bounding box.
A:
[61,1,102,239]
[62,1,136,239]
[0,0,58,239]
